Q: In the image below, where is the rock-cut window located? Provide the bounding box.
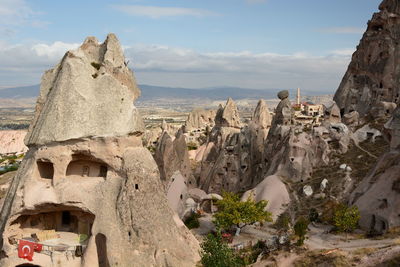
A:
[37,160,54,179]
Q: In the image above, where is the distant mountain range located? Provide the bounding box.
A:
[0,84,329,102]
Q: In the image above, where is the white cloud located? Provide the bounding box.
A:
[32,42,80,58]
[0,0,32,24]
[0,41,79,87]
[0,0,48,38]
[111,5,217,19]
[122,44,352,91]
[318,27,365,34]
[0,41,353,92]
[330,48,355,56]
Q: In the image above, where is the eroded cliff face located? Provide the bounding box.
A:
[334,0,400,117]
[0,34,200,267]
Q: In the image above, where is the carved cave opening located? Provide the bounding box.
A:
[66,154,108,178]
[96,233,110,267]
[37,160,54,180]
[8,206,95,252]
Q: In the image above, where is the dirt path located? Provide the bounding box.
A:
[306,223,398,251]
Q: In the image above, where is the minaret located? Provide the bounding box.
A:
[296,87,300,105]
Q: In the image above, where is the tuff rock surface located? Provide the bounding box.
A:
[334,0,400,117]
[0,34,200,267]
[185,108,216,131]
[154,127,196,188]
[197,98,270,194]
[26,34,144,146]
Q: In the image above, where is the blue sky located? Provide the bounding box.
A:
[0,0,382,92]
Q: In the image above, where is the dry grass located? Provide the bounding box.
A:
[352,247,378,256]
[293,249,351,267]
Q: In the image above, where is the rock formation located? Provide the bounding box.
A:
[252,99,272,129]
[154,127,196,188]
[196,98,248,193]
[214,98,242,129]
[247,100,272,186]
[270,90,292,130]
[334,0,400,117]
[0,34,199,267]
[324,103,341,124]
[185,108,216,131]
[196,98,273,194]
[350,149,400,234]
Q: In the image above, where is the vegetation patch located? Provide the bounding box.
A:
[91,62,101,70]
[200,232,244,267]
[293,250,351,267]
[213,192,272,232]
[187,142,198,151]
[184,212,201,229]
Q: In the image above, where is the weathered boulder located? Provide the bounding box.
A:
[343,111,360,127]
[0,34,200,267]
[353,124,382,144]
[242,175,290,221]
[334,0,400,117]
[324,103,341,124]
[370,101,397,119]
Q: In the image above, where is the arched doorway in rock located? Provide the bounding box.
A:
[96,233,110,267]
[15,264,42,267]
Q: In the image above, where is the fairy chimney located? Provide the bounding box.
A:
[0,34,199,267]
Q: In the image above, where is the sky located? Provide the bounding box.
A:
[0,0,382,92]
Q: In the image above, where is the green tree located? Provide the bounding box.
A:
[213,192,272,233]
[200,232,244,267]
[294,217,309,246]
[333,204,360,234]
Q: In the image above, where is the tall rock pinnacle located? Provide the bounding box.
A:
[0,34,200,267]
[214,97,242,128]
[25,33,144,146]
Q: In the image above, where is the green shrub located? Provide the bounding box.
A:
[213,192,272,233]
[273,213,291,231]
[184,213,200,229]
[201,232,244,267]
[0,164,19,175]
[187,142,198,151]
[91,62,101,70]
[309,208,319,222]
[333,204,360,233]
[294,217,309,246]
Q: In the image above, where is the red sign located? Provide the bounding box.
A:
[18,240,42,261]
